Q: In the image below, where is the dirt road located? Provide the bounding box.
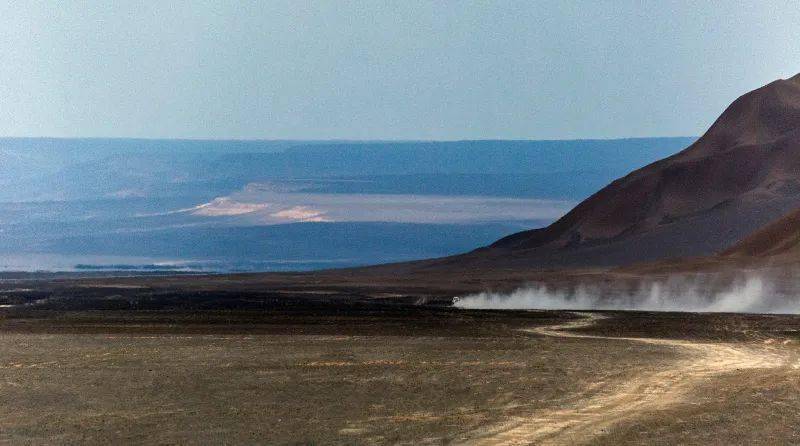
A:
[463,312,789,445]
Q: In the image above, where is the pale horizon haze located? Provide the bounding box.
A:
[1,1,799,140]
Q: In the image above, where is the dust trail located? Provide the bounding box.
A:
[454,275,800,314]
[459,312,787,446]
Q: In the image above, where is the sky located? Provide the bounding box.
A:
[1,1,799,140]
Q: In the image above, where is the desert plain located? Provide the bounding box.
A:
[2,275,800,445]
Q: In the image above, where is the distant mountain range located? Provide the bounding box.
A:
[0,137,693,202]
[0,137,694,271]
[15,76,800,277]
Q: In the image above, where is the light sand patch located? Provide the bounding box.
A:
[192,197,268,216]
[270,205,329,222]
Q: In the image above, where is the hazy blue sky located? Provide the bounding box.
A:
[1,1,798,140]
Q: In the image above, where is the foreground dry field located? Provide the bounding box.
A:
[0,282,800,445]
[2,288,800,444]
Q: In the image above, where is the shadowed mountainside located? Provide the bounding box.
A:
[721,207,800,261]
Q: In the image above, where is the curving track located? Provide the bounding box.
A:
[461,312,788,445]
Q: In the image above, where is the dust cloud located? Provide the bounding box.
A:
[454,274,800,314]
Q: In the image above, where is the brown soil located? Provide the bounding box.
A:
[2,298,800,445]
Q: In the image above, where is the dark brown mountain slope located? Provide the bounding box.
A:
[721,207,800,261]
[614,207,800,275]
[431,74,800,269]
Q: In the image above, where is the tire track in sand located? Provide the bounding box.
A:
[461,312,788,446]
